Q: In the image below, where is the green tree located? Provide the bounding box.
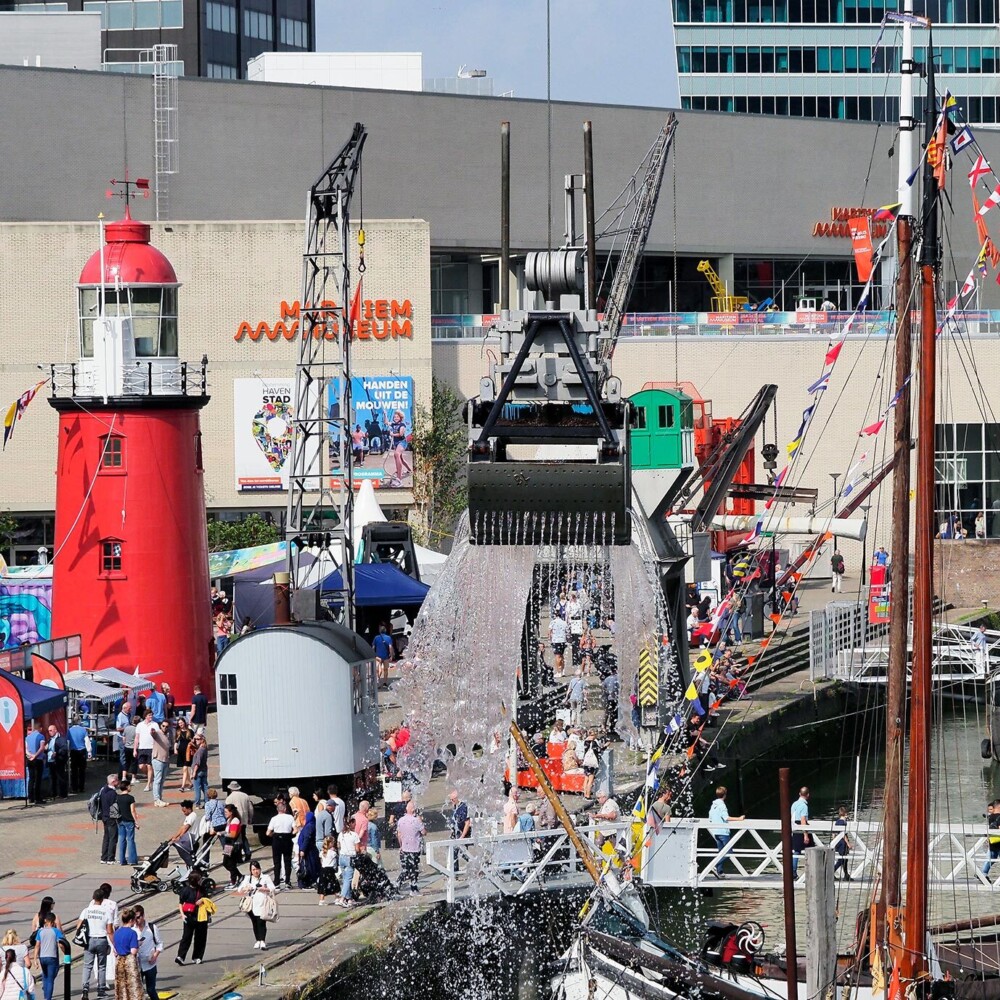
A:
[411,378,468,550]
[0,511,17,560]
[206,513,280,552]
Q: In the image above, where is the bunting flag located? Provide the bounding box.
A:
[825,340,845,365]
[765,466,789,510]
[960,268,977,298]
[684,681,699,701]
[951,125,975,154]
[667,713,683,734]
[931,95,950,190]
[873,202,902,222]
[969,155,991,189]
[2,378,47,450]
[978,184,1000,217]
[807,372,831,394]
[348,278,363,333]
[861,419,885,437]
[787,403,816,457]
[841,452,869,496]
[973,194,1000,267]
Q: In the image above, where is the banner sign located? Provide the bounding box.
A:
[868,564,891,625]
[234,378,296,493]
[0,671,25,798]
[327,376,415,490]
[849,216,875,282]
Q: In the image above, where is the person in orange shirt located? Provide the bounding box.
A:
[287,787,309,833]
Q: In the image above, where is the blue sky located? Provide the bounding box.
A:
[315,1,679,108]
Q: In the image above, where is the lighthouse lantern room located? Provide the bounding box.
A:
[49,192,212,702]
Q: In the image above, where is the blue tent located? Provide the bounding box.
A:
[317,564,430,608]
[0,667,67,718]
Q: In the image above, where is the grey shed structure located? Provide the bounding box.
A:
[215,621,380,798]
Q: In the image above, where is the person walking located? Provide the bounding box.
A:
[296,808,320,889]
[189,736,208,808]
[833,806,852,880]
[707,786,744,879]
[31,913,60,1000]
[132,711,156,793]
[25,722,46,805]
[791,786,811,877]
[150,722,170,807]
[366,806,384,868]
[221,804,245,889]
[46,724,69,800]
[203,789,227,850]
[266,799,295,890]
[372,624,395,689]
[972,625,990,675]
[336,818,362,908]
[566,671,586,727]
[116,781,140,867]
[68,717,90,794]
[225,782,254,828]
[78,888,113,1000]
[133,906,162,1000]
[395,801,425,897]
[602,667,619,738]
[174,720,192,792]
[831,549,845,593]
[99,775,120,865]
[174,873,207,966]
[0,949,34,1000]
[110,907,143,1000]
[237,862,276,950]
[189,687,208,728]
[30,896,62,935]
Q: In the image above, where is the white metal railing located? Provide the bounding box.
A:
[425,817,1000,901]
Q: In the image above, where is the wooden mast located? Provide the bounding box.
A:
[883,0,917,956]
[903,29,940,981]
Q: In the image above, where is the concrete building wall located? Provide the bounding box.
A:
[1,65,996,283]
[0,13,101,70]
[0,218,431,513]
[432,333,1000,573]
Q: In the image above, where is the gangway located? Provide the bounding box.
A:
[424,816,1000,902]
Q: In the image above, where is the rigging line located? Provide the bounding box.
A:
[672,136,678,384]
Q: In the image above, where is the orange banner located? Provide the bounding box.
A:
[849,216,874,282]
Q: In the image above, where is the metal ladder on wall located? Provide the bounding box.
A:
[145,44,179,222]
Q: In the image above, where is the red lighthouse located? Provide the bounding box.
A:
[48,201,212,702]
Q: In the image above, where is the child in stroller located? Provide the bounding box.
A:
[351,852,399,902]
[170,836,217,895]
[129,841,176,895]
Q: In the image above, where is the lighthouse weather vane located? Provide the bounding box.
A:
[106,173,151,206]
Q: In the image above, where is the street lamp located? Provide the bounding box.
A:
[830,472,841,548]
[860,504,872,585]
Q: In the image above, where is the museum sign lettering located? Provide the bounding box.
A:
[235,298,414,342]
[811,206,891,239]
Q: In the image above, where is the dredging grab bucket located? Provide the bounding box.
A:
[467,461,631,546]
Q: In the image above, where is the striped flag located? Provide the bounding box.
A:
[874,202,902,221]
[961,269,977,298]
[978,183,1000,217]
[841,452,869,496]
[2,378,48,450]
[807,372,831,394]
[969,156,991,189]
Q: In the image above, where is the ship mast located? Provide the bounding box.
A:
[903,29,941,981]
[882,0,917,958]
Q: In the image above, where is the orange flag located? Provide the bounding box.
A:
[932,106,949,190]
[747,655,757,666]
[349,278,363,334]
[759,639,770,649]
[887,961,902,1000]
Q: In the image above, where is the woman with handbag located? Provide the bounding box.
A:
[581,730,602,801]
[174,872,206,966]
[237,862,276,950]
[220,805,244,889]
[0,948,34,1000]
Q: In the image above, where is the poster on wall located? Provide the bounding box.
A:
[327,376,415,489]
[0,672,26,799]
[234,379,296,493]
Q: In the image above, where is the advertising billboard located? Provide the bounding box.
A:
[233,378,296,493]
[328,376,415,489]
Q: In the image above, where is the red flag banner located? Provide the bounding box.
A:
[0,672,26,798]
[849,216,875,282]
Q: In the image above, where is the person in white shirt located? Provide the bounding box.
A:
[548,719,568,745]
[337,821,362,908]
[134,905,162,1000]
[77,888,113,1000]
[169,801,199,867]
[0,949,34,1000]
[237,862,276,950]
[132,712,157,792]
[265,800,295,891]
[548,616,568,677]
[316,836,339,905]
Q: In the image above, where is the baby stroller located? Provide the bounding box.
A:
[130,841,178,895]
[352,852,399,902]
[170,836,218,895]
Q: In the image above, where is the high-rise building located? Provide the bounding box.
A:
[672,0,1000,123]
[0,0,315,77]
